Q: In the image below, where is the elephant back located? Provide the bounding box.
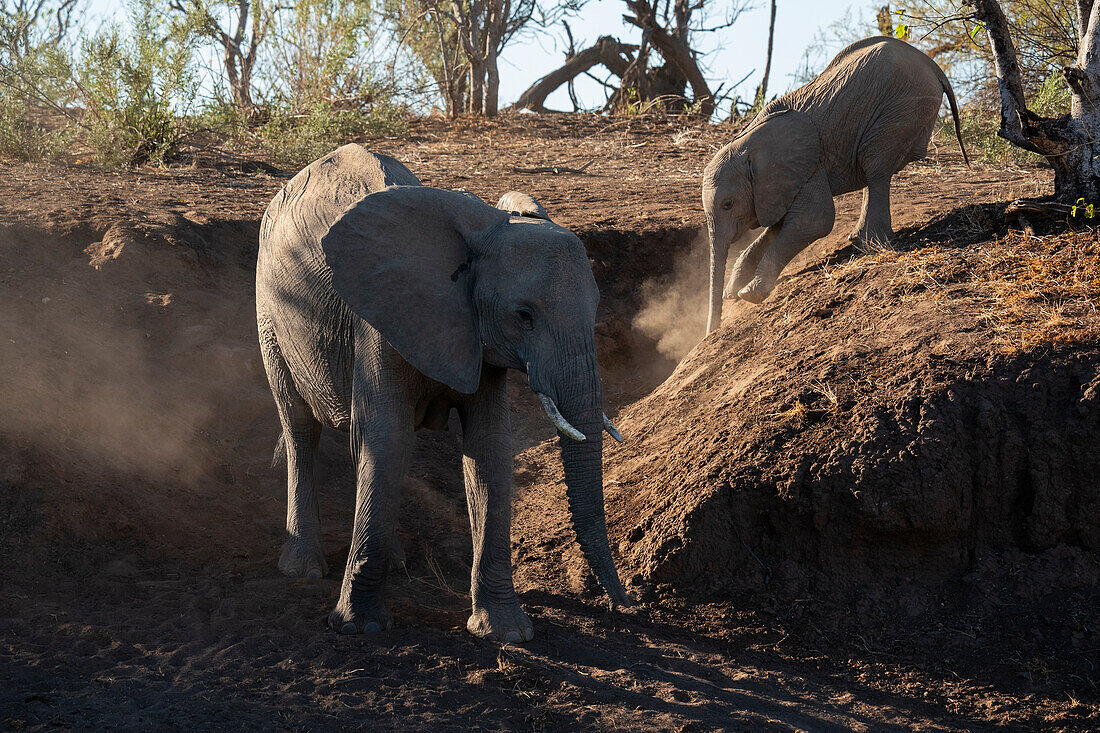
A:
[778,36,946,192]
[260,145,422,260]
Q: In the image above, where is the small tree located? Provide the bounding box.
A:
[168,0,276,115]
[267,0,377,110]
[751,0,776,109]
[0,0,77,60]
[384,0,468,116]
[968,0,1100,198]
[513,0,747,116]
[618,0,746,116]
[414,0,541,115]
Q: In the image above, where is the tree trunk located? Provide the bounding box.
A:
[623,0,714,116]
[753,0,777,109]
[1062,0,1100,198]
[485,45,499,116]
[469,57,485,114]
[971,0,1099,200]
[512,36,638,112]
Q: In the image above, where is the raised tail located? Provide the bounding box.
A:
[941,72,970,167]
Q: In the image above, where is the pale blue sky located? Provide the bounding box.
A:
[85,0,858,115]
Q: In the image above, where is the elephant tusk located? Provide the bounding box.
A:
[537,393,586,442]
[602,413,624,443]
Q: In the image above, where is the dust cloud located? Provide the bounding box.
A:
[631,228,756,362]
[0,223,267,489]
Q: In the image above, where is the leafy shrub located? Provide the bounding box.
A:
[258,102,407,166]
[76,4,198,166]
[0,8,78,161]
[942,74,1071,166]
[0,96,75,160]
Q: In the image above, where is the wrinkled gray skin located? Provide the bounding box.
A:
[703,36,968,332]
[256,144,630,642]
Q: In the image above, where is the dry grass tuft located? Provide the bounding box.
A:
[978,231,1100,353]
[852,228,1100,355]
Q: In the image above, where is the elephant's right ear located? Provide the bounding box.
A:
[321,186,509,394]
[746,109,822,228]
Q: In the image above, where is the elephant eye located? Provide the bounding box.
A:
[516,306,535,330]
[721,199,733,210]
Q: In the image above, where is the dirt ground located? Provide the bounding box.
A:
[1,113,1097,731]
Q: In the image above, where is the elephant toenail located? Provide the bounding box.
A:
[306,568,322,579]
[340,622,358,635]
[503,631,521,643]
[364,621,381,633]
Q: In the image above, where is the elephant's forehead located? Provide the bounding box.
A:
[504,220,583,252]
[704,146,746,180]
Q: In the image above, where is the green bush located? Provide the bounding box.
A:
[0,10,78,162]
[258,102,407,166]
[943,74,1071,166]
[0,96,75,161]
[76,4,198,166]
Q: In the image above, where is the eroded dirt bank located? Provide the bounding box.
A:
[2,115,1096,730]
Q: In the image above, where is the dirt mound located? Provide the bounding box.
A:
[5,133,1097,728]
[515,211,1100,614]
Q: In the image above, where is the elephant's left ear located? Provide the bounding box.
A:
[321,186,509,394]
[746,109,822,227]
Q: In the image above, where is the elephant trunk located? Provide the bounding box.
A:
[557,408,630,606]
[706,217,730,334]
[534,349,630,607]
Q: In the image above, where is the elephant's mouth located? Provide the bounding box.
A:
[536,392,623,444]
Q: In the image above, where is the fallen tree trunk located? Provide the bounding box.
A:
[512,36,637,112]
[623,0,715,117]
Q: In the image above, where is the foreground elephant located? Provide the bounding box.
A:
[703,36,969,331]
[256,145,630,641]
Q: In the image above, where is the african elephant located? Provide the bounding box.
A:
[703,36,969,332]
[256,144,629,642]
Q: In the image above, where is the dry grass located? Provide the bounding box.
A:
[828,228,1100,356]
[978,231,1100,353]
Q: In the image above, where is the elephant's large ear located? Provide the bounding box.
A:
[746,109,822,227]
[321,186,509,394]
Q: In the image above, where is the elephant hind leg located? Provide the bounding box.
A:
[258,315,327,580]
[848,176,894,250]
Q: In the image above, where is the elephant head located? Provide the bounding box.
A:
[320,186,630,606]
[702,108,821,332]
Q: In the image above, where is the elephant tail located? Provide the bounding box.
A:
[940,72,970,168]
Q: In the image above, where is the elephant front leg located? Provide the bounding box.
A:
[330,399,414,634]
[849,176,894,249]
[725,227,778,298]
[460,367,533,643]
[739,169,836,304]
[739,169,831,301]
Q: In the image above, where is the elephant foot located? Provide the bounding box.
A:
[725,262,758,299]
[467,601,534,643]
[329,596,393,634]
[737,276,775,304]
[278,537,327,580]
[723,278,742,300]
[849,225,895,250]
